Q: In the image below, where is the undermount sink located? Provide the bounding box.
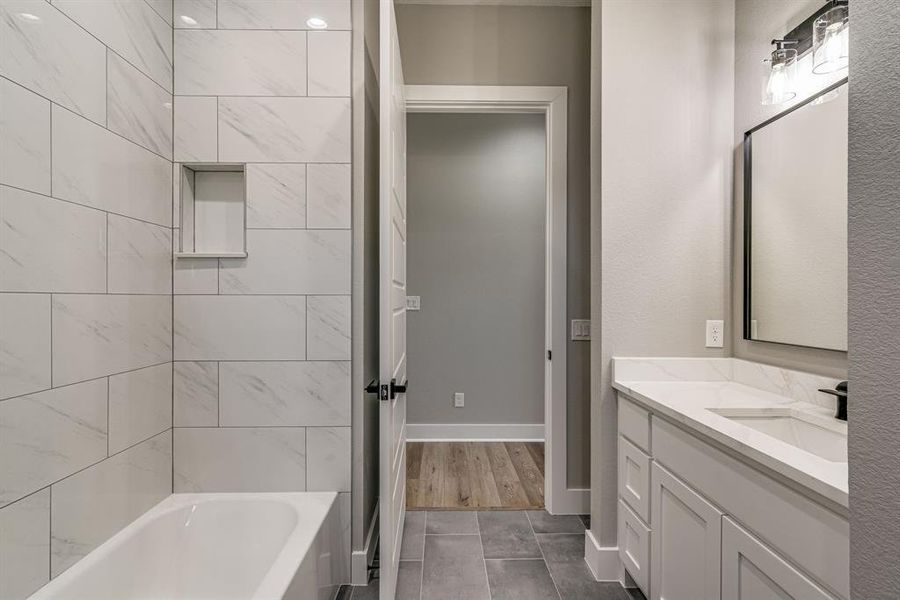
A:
[709,408,848,463]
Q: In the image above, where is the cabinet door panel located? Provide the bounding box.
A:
[619,499,651,597]
[722,517,838,600]
[619,435,651,522]
[651,463,722,600]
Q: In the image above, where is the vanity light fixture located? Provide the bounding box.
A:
[306,17,328,30]
[761,39,798,106]
[812,1,849,74]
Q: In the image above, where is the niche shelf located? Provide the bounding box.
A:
[175,163,247,258]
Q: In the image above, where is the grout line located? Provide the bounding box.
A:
[1,361,173,404]
[477,510,492,599]
[526,510,564,600]
[105,376,110,457]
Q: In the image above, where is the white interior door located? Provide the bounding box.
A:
[379,0,407,597]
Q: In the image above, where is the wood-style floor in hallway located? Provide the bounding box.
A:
[405,441,544,510]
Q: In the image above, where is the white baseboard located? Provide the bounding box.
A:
[406,423,544,441]
[584,528,620,581]
[351,501,379,586]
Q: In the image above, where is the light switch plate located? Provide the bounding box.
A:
[406,296,421,311]
[571,319,591,341]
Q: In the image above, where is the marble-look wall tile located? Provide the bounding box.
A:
[173,254,219,294]
[0,186,107,293]
[174,0,215,29]
[306,427,350,492]
[174,96,217,163]
[107,52,173,160]
[52,294,172,386]
[0,78,50,194]
[732,359,842,411]
[246,164,306,228]
[53,0,173,92]
[308,32,350,97]
[108,214,172,294]
[0,293,50,400]
[173,361,218,427]
[307,296,351,360]
[50,431,171,577]
[108,363,172,455]
[174,427,306,492]
[611,357,733,382]
[0,0,106,124]
[307,164,350,229]
[0,489,50,600]
[219,230,350,294]
[174,295,306,360]
[175,30,307,96]
[217,0,303,30]
[219,361,350,426]
[52,106,172,227]
[0,379,107,508]
[218,97,351,163]
[144,0,173,25]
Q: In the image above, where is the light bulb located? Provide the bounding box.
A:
[813,5,849,74]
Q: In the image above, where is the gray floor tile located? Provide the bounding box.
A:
[579,514,591,529]
[400,510,426,560]
[485,559,561,600]
[477,511,542,559]
[398,561,423,600]
[527,510,586,534]
[427,510,479,534]
[349,579,378,600]
[422,534,490,600]
[625,588,647,600]
[537,533,631,600]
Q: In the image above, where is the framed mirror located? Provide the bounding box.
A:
[743,79,848,351]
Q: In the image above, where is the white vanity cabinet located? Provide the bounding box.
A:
[616,394,849,600]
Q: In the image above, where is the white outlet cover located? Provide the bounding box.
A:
[453,392,464,407]
[706,320,724,348]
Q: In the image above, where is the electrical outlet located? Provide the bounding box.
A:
[453,392,464,408]
[406,296,421,311]
[706,320,725,348]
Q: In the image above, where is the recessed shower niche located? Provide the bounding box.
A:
[176,164,247,258]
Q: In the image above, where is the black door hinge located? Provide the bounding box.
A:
[547,349,552,360]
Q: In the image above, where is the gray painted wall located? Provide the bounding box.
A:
[406,113,546,426]
[592,0,735,545]
[848,0,900,596]
[732,0,848,377]
[396,3,592,487]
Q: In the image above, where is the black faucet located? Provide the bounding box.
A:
[818,381,848,421]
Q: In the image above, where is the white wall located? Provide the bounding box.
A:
[406,113,546,428]
[591,0,735,545]
[732,0,848,376]
[848,0,900,595]
[168,0,352,580]
[0,1,174,596]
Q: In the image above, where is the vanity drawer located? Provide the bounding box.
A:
[618,436,650,522]
[618,499,650,598]
[618,394,650,452]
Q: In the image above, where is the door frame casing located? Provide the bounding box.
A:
[405,85,584,514]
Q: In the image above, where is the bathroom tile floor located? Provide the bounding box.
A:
[350,510,646,600]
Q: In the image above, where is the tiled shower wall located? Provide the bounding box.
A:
[0,0,174,598]
[169,0,353,572]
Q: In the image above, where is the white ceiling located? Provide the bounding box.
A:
[395,0,591,7]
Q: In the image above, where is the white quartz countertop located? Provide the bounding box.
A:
[612,358,848,507]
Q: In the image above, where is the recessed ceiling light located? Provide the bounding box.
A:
[18,12,41,22]
[306,17,328,30]
[179,14,198,26]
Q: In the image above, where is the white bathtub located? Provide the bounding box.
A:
[30,492,345,600]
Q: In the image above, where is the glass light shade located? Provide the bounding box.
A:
[761,48,798,105]
[813,5,849,74]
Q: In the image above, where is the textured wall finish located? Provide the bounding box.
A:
[171,0,352,580]
[0,0,174,596]
[848,0,900,596]
[594,0,735,544]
